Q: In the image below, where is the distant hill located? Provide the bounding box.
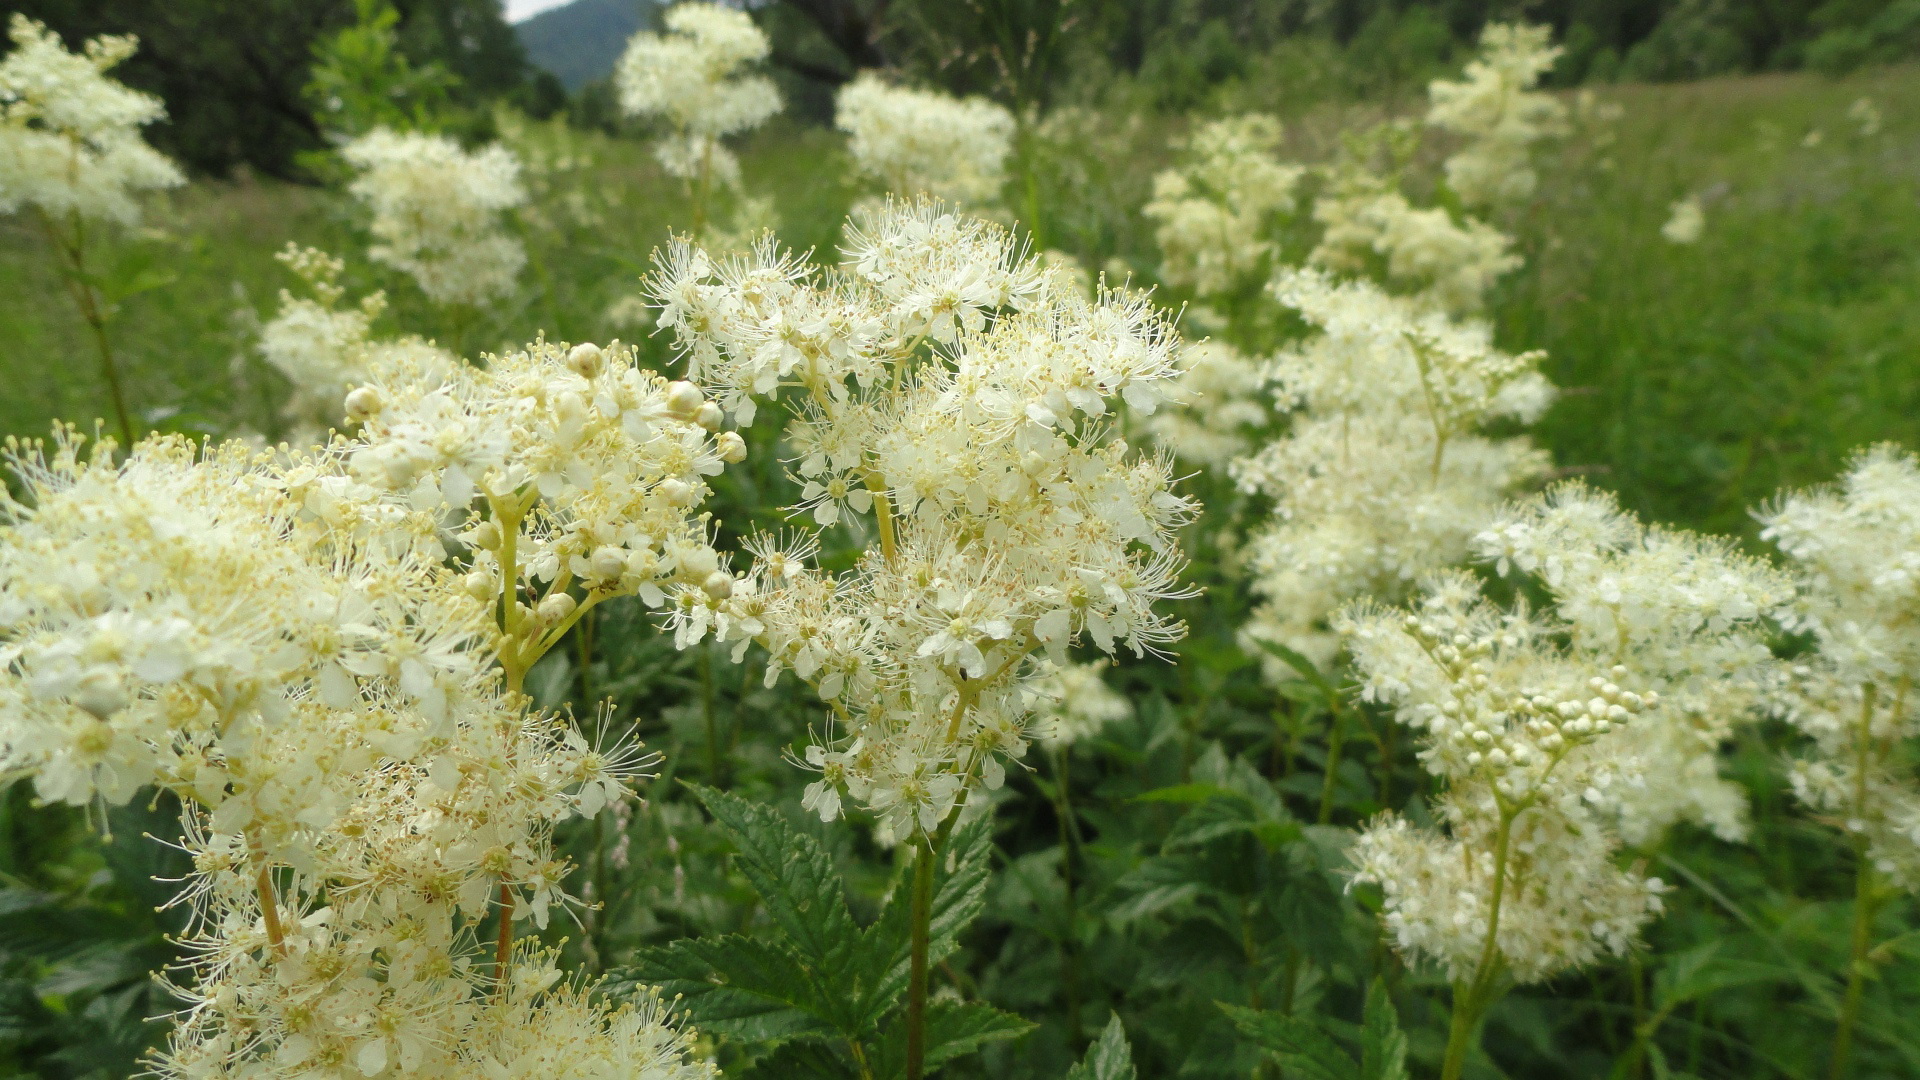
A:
[515,0,653,90]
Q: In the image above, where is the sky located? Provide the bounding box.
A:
[503,0,573,22]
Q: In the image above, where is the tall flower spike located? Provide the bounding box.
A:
[836,73,1015,210]
[342,128,528,308]
[1475,481,1793,843]
[647,198,1196,842]
[615,2,782,189]
[1426,22,1569,212]
[1233,269,1552,669]
[1759,445,1920,889]
[1143,114,1303,297]
[0,14,183,226]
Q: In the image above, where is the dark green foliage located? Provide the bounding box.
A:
[608,785,1029,1075]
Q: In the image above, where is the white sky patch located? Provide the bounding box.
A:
[504,0,575,22]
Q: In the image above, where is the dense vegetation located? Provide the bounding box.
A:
[2,5,1919,1080]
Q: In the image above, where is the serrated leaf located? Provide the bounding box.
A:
[852,813,994,1027]
[1222,1003,1358,1080]
[1360,980,1408,1080]
[1065,1014,1137,1080]
[872,1001,1034,1077]
[738,1039,855,1080]
[615,935,830,1042]
[689,784,860,972]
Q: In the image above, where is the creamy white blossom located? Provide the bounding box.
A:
[0,14,182,227]
[1144,114,1303,296]
[1341,574,1667,985]
[1760,445,1920,889]
[1426,23,1568,211]
[615,2,781,187]
[1233,269,1552,668]
[342,128,528,307]
[836,73,1014,209]
[648,200,1196,839]
[1661,195,1705,244]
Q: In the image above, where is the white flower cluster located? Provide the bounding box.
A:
[647,200,1196,839]
[0,14,182,227]
[1476,482,1793,843]
[1309,179,1520,315]
[1661,195,1705,244]
[0,430,715,1080]
[332,338,739,693]
[259,244,461,444]
[1760,445,1920,889]
[1425,22,1568,211]
[1143,114,1303,296]
[615,2,781,187]
[835,73,1014,210]
[342,128,528,308]
[1340,574,1667,984]
[1232,269,1552,667]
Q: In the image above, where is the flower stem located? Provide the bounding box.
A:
[1441,807,1517,1080]
[249,836,287,959]
[495,882,515,992]
[1829,683,1882,1080]
[1316,696,1345,824]
[39,210,134,448]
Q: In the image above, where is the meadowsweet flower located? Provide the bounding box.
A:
[1144,114,1303,296]
[1310,183,1519,314]
[0,424,714,1080]
[836,73,1014,209]
[1661,195,1705,244]
[1232,269,1551,667]
[615,2,780,188]
[0,15,182,227]
[328,338,735,693]
[342,128,528,307]
[1475,482,1792,842]
[1426,23,1568,211]
[1760,445,1920,889]
[648,199,1195,840]
[1340,574,1668,985]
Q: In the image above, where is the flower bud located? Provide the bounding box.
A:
[463,571,495,601]
[566,342,605,378]
[537,593,577,625]
[470,520,502,550]
[702,571,734,599]
[693,401,725,431]
[344,386,382,422]
[715,431,747,463]
[666,380,704,416]
[590,545,627,580]
[656,478,694,505]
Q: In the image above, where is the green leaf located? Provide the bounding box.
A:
[1253,639,1335,693]
[873,1001,1034,1077]
[615,935,830,1043]
[1360,980,1408,1080]
[1065,1014,1137,1080]
[689,784,860,972]
[1133,783,1240,805]
[738,1039,856,1080]
[1222,1003,1358,1080]
[852,813,994,1027]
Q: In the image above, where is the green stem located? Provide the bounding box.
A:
[1829,683,1882,1080]
[702,641,720,783]
[39,210,134,447]
[906,829,939,1080]
[1316,698,1345,825]
[1440,808,1517,1080]
[1049,744,1084,1046]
